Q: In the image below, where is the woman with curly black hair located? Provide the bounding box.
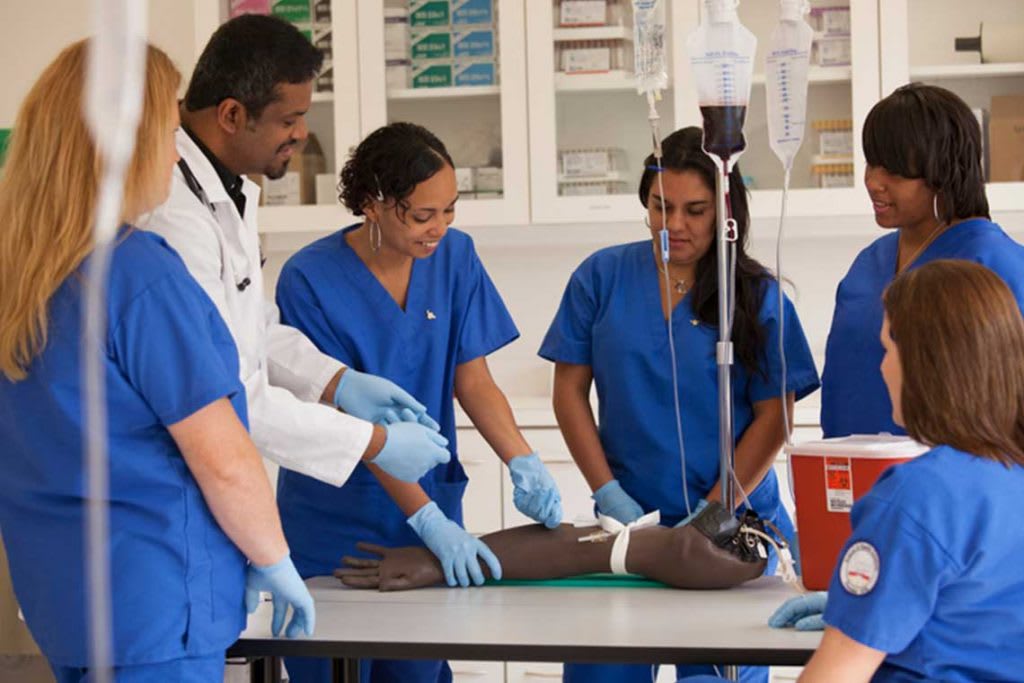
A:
[275,122,562,683]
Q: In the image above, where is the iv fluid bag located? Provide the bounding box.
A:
[687,0,757,164]
[633,0,669,96]
[766,1,813,172]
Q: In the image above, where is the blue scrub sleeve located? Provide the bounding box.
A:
[455,249,519,364]
[111,274,243,427]
[748,283,820,403]
[276,263,342,354]
[538,268,596,365]
[823,495,954,654]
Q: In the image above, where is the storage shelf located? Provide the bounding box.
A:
[909,62,1024,80]
[552,25,632,42]
[554,70,636,91]
[259,204,352,234]
[388,85,501,100]
[558,171,627,183]
[752,66,852,85]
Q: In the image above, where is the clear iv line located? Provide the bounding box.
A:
[777,169,792,447]
[647,91,693,518]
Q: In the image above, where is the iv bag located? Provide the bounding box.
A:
[766,0,813,172]
[633,0,669,97]
[687,0,757,166]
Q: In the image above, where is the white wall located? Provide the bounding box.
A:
[0,1,197,128]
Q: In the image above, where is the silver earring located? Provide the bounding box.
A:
[369,221,382,252]
[933,193,942,224]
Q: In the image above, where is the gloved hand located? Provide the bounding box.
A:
[334,369,440,430]
[768,592,828,631]
[370,422,451,482]
[673,498,709,528]
[592,479,644,525]
[244,554,315,638]
[508,453,563,529]
[407,501,503,587]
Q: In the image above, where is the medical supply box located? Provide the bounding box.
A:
[786,435,928,590]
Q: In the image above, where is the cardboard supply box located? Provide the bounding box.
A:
[253,133,326,206]
[990,95,1024,183]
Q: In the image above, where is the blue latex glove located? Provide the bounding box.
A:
[592,479,644,525]
[508,453,563,529]
[370,422,451,482]
[244,554,315,638]
[673,498,709,528]
[768,592,828,631]
[334,369,440,430]
[407,501,503,587]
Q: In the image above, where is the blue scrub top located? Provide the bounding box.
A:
[274,226,519,575]
[824,446,1024,682]
[0,229,247,667]
[538,241,820,526]
[821,218,1024,438]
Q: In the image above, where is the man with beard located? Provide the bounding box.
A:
[147,15,450,495]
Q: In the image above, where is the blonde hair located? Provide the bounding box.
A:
[0,40,181,381]
[884,259,1024,466]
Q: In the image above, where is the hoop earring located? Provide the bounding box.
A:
[933,193,942,225]
[369,221,382,253]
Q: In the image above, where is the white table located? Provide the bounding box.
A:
[230,576,821,682]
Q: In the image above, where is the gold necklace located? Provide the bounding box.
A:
[656,261,690,295]
[897,221,946,274]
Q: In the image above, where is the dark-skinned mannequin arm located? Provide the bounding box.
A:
[335,504,766,591]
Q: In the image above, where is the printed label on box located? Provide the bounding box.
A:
[452,0,494,25]
[271,0,311,23]
[454,61,497,86]
[410,30,452,59]
[560,0,607,26]
[312,0,330,22]
[230,0,270,17]
[412,63,453,88]
[453,29,495,58]
[316,62,333,92]
[561,46,611,73]
[824,457,854,513]
[409,0,450,26]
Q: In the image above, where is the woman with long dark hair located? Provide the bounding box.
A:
[540,126,820,683]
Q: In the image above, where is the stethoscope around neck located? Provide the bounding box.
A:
[177,157,257,292]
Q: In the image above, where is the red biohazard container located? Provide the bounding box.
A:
[785,435,928,590]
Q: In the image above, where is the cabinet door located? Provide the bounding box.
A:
[527,2,695,223]
[505,662,561,683]
[502,428,593,527]
[356,0,530,227]
[450,659,505,683]
[457,428,505,535]
[880,0,1024,212]
[193,0,363,234]
[720,0,879,218]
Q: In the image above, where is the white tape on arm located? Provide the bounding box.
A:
[597,510,661,575]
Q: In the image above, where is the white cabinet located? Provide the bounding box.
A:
[502,429,594,526]
[451,659,506,683]
[458,428,506,534]
[505,662,563,683]
[879,0,1024,211]
[195,2,1024,232]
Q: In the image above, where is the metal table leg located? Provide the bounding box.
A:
[332,657,360,683]
[248,656,283,683]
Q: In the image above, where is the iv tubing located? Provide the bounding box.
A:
[777,169,793,446]
[647,92,694,517]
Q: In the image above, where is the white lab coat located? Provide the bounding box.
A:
[143,129,371,486]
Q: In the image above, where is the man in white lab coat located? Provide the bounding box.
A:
[146,14,449,488]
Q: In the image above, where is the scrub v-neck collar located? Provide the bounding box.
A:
[337,225,422,319]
